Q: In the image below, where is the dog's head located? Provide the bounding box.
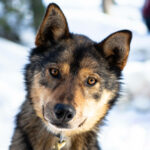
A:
[26,3,132,136]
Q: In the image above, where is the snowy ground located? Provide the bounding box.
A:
[0,38,29,149]
[0,0,150,149]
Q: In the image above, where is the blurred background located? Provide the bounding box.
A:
[0,0,150,149]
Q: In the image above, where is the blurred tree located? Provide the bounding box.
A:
[102,0,115,14]
[0,0,45,44]
[29,0,45,31]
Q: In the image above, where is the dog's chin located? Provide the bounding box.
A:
[51,122,70,129]
[45,122,73,136]
[45,118,87,136]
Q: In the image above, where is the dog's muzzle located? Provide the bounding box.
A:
[44,103,76,128]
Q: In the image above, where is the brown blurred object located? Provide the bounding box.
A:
[142,0,150,31]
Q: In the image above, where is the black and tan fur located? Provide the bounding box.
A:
[10,3,132,150]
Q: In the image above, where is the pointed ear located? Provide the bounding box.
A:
[35,3,69,46]
[99,30,132,70]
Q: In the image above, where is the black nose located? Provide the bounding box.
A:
[54,104,75,122]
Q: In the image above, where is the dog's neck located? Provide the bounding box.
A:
[46,127,100,150]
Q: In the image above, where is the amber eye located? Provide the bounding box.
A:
[49,68,59,78]
[87,77,97,86]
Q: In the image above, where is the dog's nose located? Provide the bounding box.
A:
[54,104,75,122]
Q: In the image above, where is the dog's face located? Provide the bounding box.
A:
[26,3,132,136]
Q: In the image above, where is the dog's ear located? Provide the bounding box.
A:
[35,3,69,46]
[98,30,132,70]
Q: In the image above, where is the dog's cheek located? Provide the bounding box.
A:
[30,73,53,121]
[71,87,86,124]
[81,89,114,131]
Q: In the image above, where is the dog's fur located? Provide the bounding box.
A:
[10,3,132,150]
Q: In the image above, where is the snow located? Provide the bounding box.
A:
[100,109,150,150]
[0,38,29,150]
[124,60,150,111]
[1,0,150,149]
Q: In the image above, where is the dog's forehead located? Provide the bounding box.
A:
[55,49,101,77]
[40,34,103,74]
[57,37,100,69]
[58,35,97,60]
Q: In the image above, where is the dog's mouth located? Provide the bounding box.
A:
[78,118,87,127]
[51,121,70,129]
[50,118,87,130]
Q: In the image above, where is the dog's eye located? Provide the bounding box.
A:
[87,77,97,86]
[49,68,59,78]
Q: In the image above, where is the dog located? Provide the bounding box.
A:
[10,3,132,150]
